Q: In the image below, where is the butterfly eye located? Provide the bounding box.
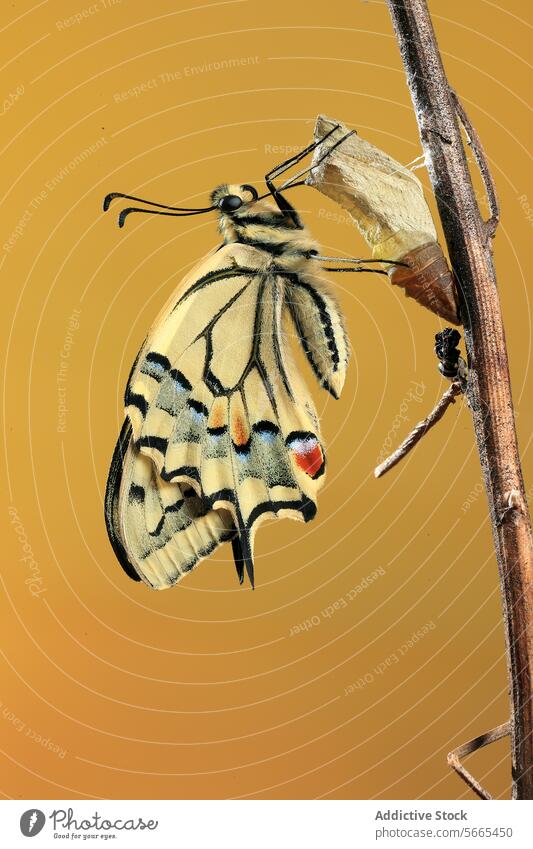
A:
[218,194,242,212]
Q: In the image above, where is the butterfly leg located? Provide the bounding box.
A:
[265,122,341,184]
[264,184,303,228]
[322,267,390,275]
[311,255,408,276]
[273,129,356,194]
[264,124,353,228]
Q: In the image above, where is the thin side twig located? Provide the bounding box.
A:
[374,381,463,478]
[450,89,500,242]
[447,722,511,800]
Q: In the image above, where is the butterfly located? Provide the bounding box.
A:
[104,124,400,590]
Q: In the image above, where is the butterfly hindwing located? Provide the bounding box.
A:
[287,268,349,399]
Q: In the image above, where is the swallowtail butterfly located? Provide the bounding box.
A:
[104,125,400,590]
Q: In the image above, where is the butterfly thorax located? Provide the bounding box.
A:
[216,193,320,271]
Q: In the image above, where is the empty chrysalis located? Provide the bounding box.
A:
[306,115,461,325]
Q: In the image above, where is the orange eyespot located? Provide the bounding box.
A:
[286,432,325,479]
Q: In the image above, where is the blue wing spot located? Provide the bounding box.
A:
[188,398,208,422]
[253,421,280,444]
[170,368,192,392]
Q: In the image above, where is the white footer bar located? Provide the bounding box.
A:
[1,799,529,847]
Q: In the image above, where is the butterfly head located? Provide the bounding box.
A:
[210,184,259,215]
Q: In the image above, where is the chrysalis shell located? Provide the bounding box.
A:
[306,115,461,326]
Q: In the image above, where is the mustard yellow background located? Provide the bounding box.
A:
[1,0,531,801]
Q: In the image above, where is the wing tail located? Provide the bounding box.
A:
[231,530,254,588]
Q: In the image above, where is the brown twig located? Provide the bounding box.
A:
[447,722,511,800]
[386,0,533,799]
[374,381,463,478]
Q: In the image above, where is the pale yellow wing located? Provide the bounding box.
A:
[286,266,349,399]
[105,244,344,589]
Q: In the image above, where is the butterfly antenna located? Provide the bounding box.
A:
[104,191,217,227]
[117,205,216,228]
[103,191,215,213]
